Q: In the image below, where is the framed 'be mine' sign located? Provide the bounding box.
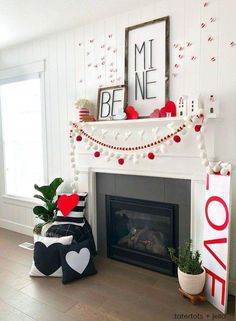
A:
[203,173,232,313]
[125,16,169,118]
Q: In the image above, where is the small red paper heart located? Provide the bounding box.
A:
[160,101,177,117]
[125,106,139,119]
[57,194,80,217]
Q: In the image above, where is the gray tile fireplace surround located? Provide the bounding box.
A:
[96,173,191,259]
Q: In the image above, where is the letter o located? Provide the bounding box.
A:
[205,196,229,231]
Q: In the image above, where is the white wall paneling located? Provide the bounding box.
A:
[0,0,235,294]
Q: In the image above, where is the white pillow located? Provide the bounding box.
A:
[29,234,73,277]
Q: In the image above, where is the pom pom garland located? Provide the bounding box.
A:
[68,111,231,186]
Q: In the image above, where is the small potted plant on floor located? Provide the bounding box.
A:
[33,178,63,235]
[168,240,206,295]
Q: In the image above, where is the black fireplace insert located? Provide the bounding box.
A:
[106,195,179,275]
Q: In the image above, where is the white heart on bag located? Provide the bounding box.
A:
[65,248,90,274]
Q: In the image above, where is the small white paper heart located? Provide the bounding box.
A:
[124,131,132,141]
[113,108,127,120]
[65,248,90,274]
[101,129,108,138]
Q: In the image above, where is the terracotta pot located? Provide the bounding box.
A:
[178,267,206,295]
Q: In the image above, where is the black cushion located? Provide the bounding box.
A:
[60,239,97,284]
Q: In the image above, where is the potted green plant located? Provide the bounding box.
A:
[168,240,206,295]
[33,178,63,235]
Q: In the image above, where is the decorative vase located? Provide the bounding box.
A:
[178,267,206,295]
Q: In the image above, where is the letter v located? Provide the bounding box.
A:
[204,238,227,270]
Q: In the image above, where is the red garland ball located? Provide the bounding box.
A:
[118,158,125,165]
[194,125,202,132]
[148,152,155,160]
[94,151,100,158]
[76,135,82,142]
[173,135,181,143]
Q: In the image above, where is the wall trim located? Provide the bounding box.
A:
[0,218,33,237]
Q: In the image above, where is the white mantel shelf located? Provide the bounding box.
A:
[84,114,217,126]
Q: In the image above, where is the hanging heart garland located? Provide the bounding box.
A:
[68,110,230,191]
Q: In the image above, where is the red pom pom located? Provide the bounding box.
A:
[94,151,100,158]
[118,158,125,165]
[194,125,202,132]
[173,135,181,143]
[76,135,82,142]
[148,152,155,160]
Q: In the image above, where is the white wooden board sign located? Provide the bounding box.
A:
[125,16,169,117]
[203,173,232,313]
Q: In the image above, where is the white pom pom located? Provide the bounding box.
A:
[198,143,205,150]
[200,151,207,159]
[70,138,74,143]
[200,126,206,133]
[72,188,77,193]
[71,144,76,149]
[140,153,146,158]
[187,123,193,129]
[71,164,76,168]
[220,167,228,176]
[71,182,76,187]
[74,170,79,175]
[85,144,91,150]
[83,137,88,143]
[160,145,166,153]
[99,147,103,153]
[105,157,111,162]
[181,129,187,135]
[69,121,73,126]
[92,144,98,150]
[213,164,221,173]
[133,158,139,164]
[70,151,75,156]
[202,159,209,166]
[206,166,214,174]
[196,135,203,143]
[116,154,121,159]
[71,157,75,162]
[74,176,79,181]
[127,154,133,160]
[109,152,114,157]
[171,128,176,134]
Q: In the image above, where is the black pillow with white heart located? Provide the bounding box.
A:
[60,239,97,284]
[30,234,73,277]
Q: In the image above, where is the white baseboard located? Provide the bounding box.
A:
[0,218,33,236]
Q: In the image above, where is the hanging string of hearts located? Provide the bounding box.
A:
[69,109,230,191]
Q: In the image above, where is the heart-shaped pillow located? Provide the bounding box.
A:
[160,100,176,117]
[113,107,127,120]
[57,194,80,217]
[66,248,90,274]
[125,105,139,119]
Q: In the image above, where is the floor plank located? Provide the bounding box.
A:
[0,228,234,321]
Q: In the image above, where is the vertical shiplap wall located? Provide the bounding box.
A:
[0,0,236,292]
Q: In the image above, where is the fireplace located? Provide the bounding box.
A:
[106,195,178,275]
[96,173,191,276]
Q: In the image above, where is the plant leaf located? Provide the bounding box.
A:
[33,194,48,203]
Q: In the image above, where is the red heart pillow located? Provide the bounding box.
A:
[125,105,139,119]
[160,100,176,117]
[57,194,80,217]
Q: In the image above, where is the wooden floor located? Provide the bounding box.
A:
[0,228,234,321]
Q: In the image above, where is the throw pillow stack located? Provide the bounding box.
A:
[30,193,97,284]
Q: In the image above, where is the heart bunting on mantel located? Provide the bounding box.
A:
[57,194,80,217]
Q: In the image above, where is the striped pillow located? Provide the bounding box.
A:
[53,193,88,227]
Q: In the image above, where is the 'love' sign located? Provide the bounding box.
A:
[203,173,231,313]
